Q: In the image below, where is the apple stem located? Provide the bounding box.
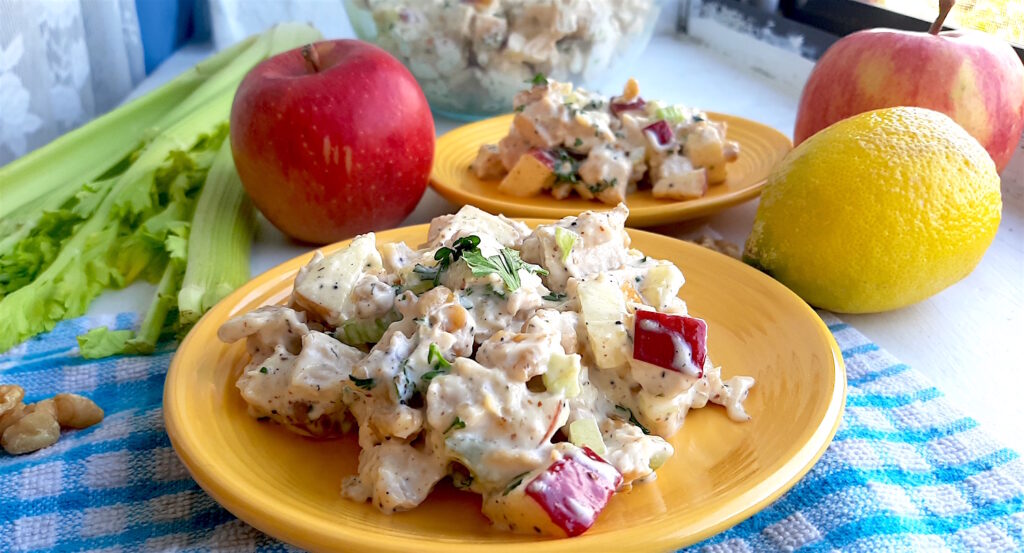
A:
[929,0,955,35]
[302,43,321,73]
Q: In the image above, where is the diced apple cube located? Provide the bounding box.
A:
[568,418,606,455]
[524,446,622,537]
[639,264,685,310]
[543,353,581,398]
[632,310,707,378]
[481,445,621,537]
[706,163,728,184]
[291,234,382,326]
[471,144,506,180]
[652,154,707,200]
[685,122,727,168]
[577,278,629,370]
[499,149,556,197]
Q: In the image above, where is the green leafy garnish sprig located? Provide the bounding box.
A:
[462,248,548,294]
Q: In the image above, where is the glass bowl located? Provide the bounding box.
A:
[344,0,664,121]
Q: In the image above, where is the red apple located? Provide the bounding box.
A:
[793,0,1024,172]
[230,40,434,244]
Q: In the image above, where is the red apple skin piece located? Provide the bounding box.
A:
[230,40,434,244]
[610,98,647,116]
[524,447,622,537]
[794,28,1024,172]
[643,120,674,145]
[632,310,708,378]
[529,148,556,169]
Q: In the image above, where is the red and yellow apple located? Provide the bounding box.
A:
[793,1,1024,172]
[231,39,434,244]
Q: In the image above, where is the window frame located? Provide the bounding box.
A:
[778,0,1024,63]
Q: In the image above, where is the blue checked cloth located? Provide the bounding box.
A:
[1,312,1022,552]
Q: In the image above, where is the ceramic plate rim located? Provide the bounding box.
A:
[165,222,845,553]
[428,113,792,227]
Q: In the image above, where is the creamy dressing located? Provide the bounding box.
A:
[218,204,753,536]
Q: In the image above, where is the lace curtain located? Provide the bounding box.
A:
[0,0,144,166]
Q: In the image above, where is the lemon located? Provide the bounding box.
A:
[743,107,1002,314]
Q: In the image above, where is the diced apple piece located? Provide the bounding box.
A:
[292,234,382,326]
[723,140,740,162]
[543,353,581,398]
[426,205,528,249]
[706,163,728,184]
[685,122,727,168]
[636,388,691,436]
[643,120,673,146]
[639,264,685,310]
[578,278,629,370]
[481,445,621,537]
[652,168,707,200]
[524,446,622,537]
[632,310,707,378]
[471,144,506,180]
[568,418,606,455]
[649,448,671,470]
[652,154,707,200]
[499,149,556,197]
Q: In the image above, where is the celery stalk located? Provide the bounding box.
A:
[0,35,258,221]
[128,258,186,354]
[178,140,255,325]
[0,107,229,352]
[0,23,324,354]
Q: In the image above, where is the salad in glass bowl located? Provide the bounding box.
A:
[343,0,663,119]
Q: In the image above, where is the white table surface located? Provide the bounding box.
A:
[93,32,1024,452]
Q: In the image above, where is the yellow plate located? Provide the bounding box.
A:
[165,222,845,552]
[430,114,792,226]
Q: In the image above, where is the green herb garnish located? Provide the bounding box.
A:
[349,375,376,390]
[573,137,583,147]
[421,368,446,384]
[552,149,579,184]
[428,342,452,370]
[528,72,547,86]
[587,178,616,194]
[462,248,547,293]
[616,405,650,435]
[542,291,567,302]
[259,366,268,374]
[503,471,531,496]
[445,416,466,434]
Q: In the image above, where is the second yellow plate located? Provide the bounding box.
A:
[165,221,845,552]
[430,114,792,226]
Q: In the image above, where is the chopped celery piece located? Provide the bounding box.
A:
[177,140,256,324]
[655,105,689,125]
[568,418,606,456]
[543,353,582,398]
[555,226,576,264]
[649,449,671,470]
[335,311,402,347]
[0,23,324,354]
